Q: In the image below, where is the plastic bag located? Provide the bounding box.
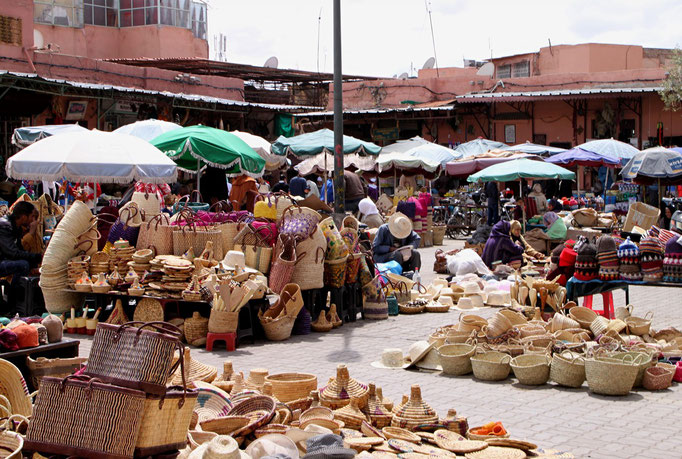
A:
[376,260,403,275]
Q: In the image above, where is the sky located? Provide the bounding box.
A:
[205,0,682,78]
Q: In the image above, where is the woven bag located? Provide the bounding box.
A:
[269,235,297,294]
[107,202,142,246]
[173,223,224,260]
[85,321,184,395]
[324,256,348,289]
[279,205,321,242]
[289,224,326,290]
[25,375,146,458]
[320,217,350,260]
[208,310,239,334]
[363,275,388,320]
[235,223,274,273]
[345,253,362,284]
[135,386,197,457]
[254,195,278,220]
[26,356,87,390]
[132,191,161,219]
[137,213,173,254]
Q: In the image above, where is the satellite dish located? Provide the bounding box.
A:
[398,72,409,80]
[33,29,44,49]
[422,57,436,69]
[477,62,495,77]
[264,56,279,68]
[392,74,397,78]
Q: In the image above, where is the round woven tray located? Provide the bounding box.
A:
[133,298,164,322]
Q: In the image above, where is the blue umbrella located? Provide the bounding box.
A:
[576,138,639,165]
[506,142,566,156]
[545,148,620,168]
[455,138,508,157]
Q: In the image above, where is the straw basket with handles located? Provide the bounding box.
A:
[131,191,161,218]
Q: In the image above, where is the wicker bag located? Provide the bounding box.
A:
[432,225,446,245]
[584,353,644,396]
[135,386,197,457]
[510,354,552,385]
[137,213,174,254]
[470,351,512,381]
[235,223,274,273]
[173,224,224,260]
[324,256,348,289]
[290,225,327,290]
[550,351,585,388]
[269,235,297,294]
[320,217,350,260]
[208,310,239,334]
[279,206,321,242]
[642,366,674,390]
[25,375,146,458]
[625,312,653,336]
[85,321,184,395]
[437,343,475,376]
[363,275,388,320]
[185,312,209,346]
[26,356,87,390]
[131,191,161,219]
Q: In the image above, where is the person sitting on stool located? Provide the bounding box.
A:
[0,201,42,306]
[372,212,421,273]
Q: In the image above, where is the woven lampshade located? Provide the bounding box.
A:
[319,364,368,409]
[390,384,438,430]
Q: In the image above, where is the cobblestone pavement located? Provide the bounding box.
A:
[78,238,682,459]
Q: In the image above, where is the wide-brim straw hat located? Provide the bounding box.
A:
[188,435,251,459]
[245,433,299,459]
[414,348,443,372]
[454,297,480,311]
[486,291,511,307]
[0,359,32,417]
[169,349,218,386]
[371,349,406,370]
[388,212,412,239]
[404,341,434,369]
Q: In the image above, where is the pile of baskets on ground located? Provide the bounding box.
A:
[428,305,682,394]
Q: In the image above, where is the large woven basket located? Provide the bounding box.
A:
[26,356,87,390]
[437,344,475,376]
[289,225,326,290]
[260,314,296,341]
[470,351,511,381]
[40,287,84,314]
[609,351,653,388]
[568,307,597,329]
[264,373,317,403]
[185,312,209,346]
[549,351,585,388]
[208,309,239,334]
[584,355,643,396]
[390,385,438,431]
[511,354,552,386]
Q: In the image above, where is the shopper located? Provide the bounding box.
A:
[528,183,548,214]
[358,197,384,229]
[344,170,366,213]
[229,174,259,210]
[289,171,308,198]
[485,181,500,225]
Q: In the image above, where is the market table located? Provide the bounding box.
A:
[566,277,682,305]
[0,337,80,391]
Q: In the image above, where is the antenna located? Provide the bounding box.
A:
[422,57,436,70]
[316,7,322,73]
[425,0,439,77]
[264,56,279,68]
[477,62,495,77]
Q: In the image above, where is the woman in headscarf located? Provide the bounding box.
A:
[481,220,525,269]
[528,183,548,214]
[358,197,384,229]
[543,211,567,239]
[510,220,545,260]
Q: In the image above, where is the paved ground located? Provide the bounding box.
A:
[77,237,682,459]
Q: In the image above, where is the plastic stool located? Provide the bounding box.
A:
[206,332,236,351]
[582,292,614,319]
[237,304,255,344]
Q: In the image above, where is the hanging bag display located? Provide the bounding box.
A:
[136,213,174,254]
[172,217,224,260]
[289,225,327,290]
[107,202,143,247]
[235,223,274,273]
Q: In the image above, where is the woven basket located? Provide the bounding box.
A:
[208,309,239,333]
[364,383,392,428]
[486,313,513,337]
[289,225,326,290]
[324,256,348,289]
[26,356,87,390]
[133,298,164,323]
[568,307,597,329]
[333,397,367,429]
[191,382,233,423]
[0,427,23,459]
[136,387,197,456]
[642,366,674,390]
[319,365,369,410]
[466,427,510,441]
[345,253,362,284]
[550,351,585,388]
[41,287,84,314]
[589,316,609,336]
[457,314,488,332]
[432,225,446,245]
[200,416,250,436]
[390,385,439,431]
[584,354,644,396]
[56,200,95,238]
[625,312,653,336]
[609,351,653,388]
[226,396,277,436]
[498,310,527,326]
[471,351,512,381]
[264,373,317,403]
[437,344,475,376]
[549,314,580,332]
[320,217,350,260]
[511,354,552,385]
[185,312,209,345]
[260,314,296,341]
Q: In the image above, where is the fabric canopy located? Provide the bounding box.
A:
[151,125,265,177]
[271,128,381,157]
[376,152,441,174]
[230,130,285,171]
[114,119,181,142]
[382,136,431,154]
[621,147,682,184]
[11,124,88,149]
[294,152,377,175]
[455,138,508,157]
[505,142,566,155]
[577,138,639,164]
[545,147,621,168]
[403,142,460,165]
[6,129,177,184]
[467,158,575,183]
[445,152,534,176]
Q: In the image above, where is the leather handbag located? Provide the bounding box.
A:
[25,374,146,459]
[84,321,184,395]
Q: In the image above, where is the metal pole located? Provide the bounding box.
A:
[196,158,201,199]
[333,0,344,215]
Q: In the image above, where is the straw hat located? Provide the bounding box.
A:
[461,282,482,295]
[414,348,442,372]
[486,291,511,307]
[188,435,251,459]
[245,433,299,459]
[467,294,485,309]
[454,297,480,311]
[437,296,454,308]
[371,349,406,370]
[388,212,412,240]
[222,250,246,270]
[0,359,32,417]
[403,341,434,369]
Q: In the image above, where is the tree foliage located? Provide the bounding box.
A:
[660,47,682,111]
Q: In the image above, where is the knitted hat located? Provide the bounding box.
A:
[559,240,577,268]
[663,237,682,283]
[596,235,618,258]
[41,314,63,343]
[13,324,39,349]
[396,201,416,220]
[0,329,19,352]
[618,237,639,261]
[639,236,664,282]
[551,243,565,265]
[574,240,599,281]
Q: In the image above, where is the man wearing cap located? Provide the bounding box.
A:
[372,212,421,272]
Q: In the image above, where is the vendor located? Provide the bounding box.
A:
[528,183,548,214]
[358,197,384,229]
[0,202,42,304]
[660,205,674,230]
[229,174,259,210]
[481,220,524,269]
[510,220,544,260]
[543,211,567,239]
[372,212,421,272]
[547,198,563,212]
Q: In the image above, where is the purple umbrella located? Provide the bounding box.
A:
[545,147,621,168]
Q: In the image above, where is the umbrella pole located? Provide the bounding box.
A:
[393,168,396,195]
[93,181,98,215]
[659,178,661,209]
[520,179,526,233]
[196,158,201,200]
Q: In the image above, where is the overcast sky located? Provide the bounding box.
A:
[205,0,681,77]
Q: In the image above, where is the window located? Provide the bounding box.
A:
[120,0,159,26]
[34,0,84,27]
[84,0,119,26]
[190,1,206,39]
[512,60,530,78]
[497,64,511,79]
[0,16,22,46]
